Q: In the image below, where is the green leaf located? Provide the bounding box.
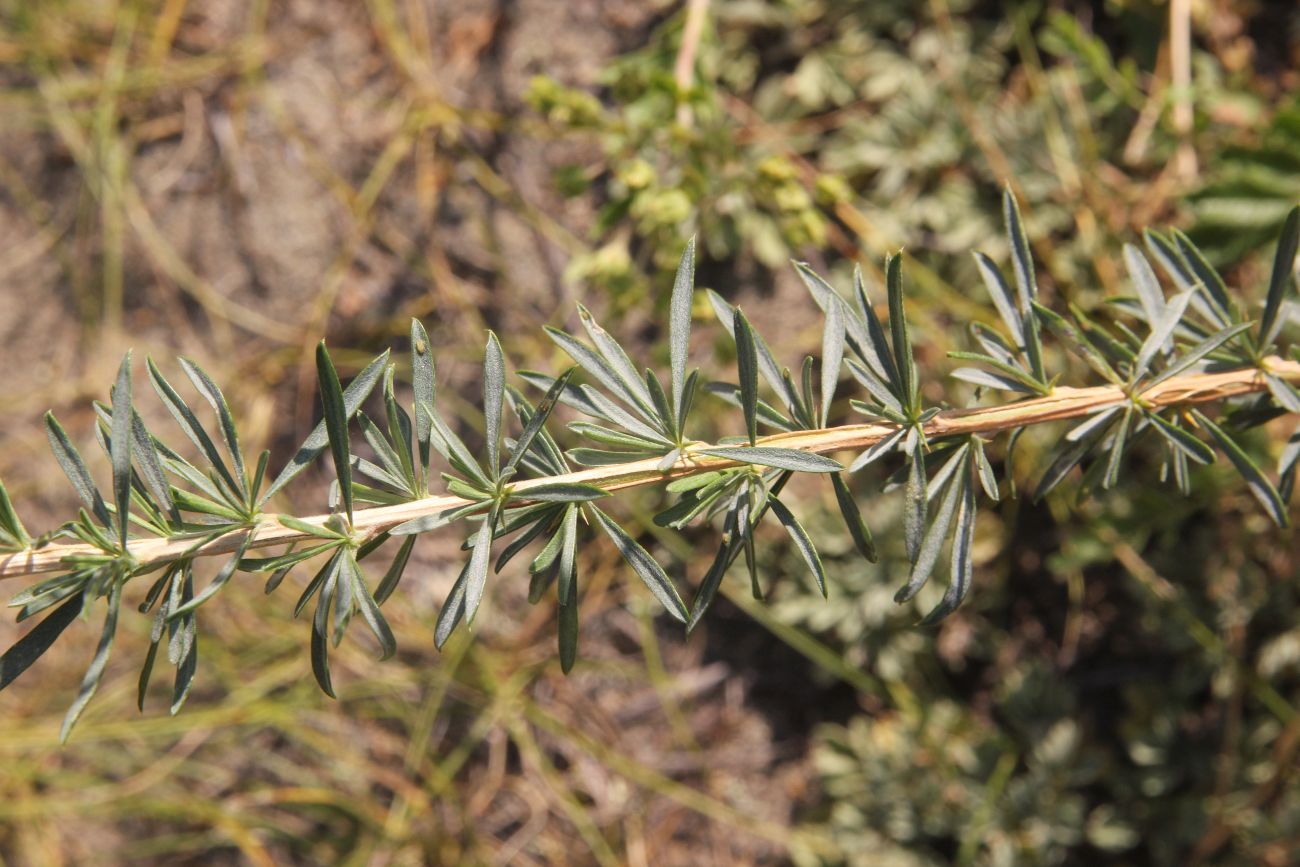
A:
[544,327,657,424]
[260,351,389,505]
[383,367,416,489]
[1261,206,1299,349]
[558,567,578,674]
[1102,406,1132,489]
[686,525,738,634]
[644,369,676,438]
[310,551,345,697]
[483,332,505,479]
[885,253,916,408]
[1266,374,1300,413]
[371,536,415,605]
[521,482,610,503]
[920,467,977,625]
[1172,229,1233,321]
[346,553,396,660]
[411,319,436,480]
[670,237,697,424]
[434,561,470,649]
[590,506,687,623]
[178,357,247,497]
[831,473,876,562]
[390,501,484,536]
[557,504,579,605]
[504,368,575,476]
[566,448,658,467]
[1123,244,1167,330]
[848,425,908,472]
[576,304,655,412]
[424,403,493,490]
[60,581,121,742]
[1131,291,1194,382]
[1194,410,1288,527]
[699,446,842,473]
[972,438,999,501]
[0,474,31,549]
[1146,322,1254,387]
[463,519,494,624]
[708,289,796,413]
[168,529,258,618]
[45,412,112,530]
[767,496,827,597]
[278,513,347,540]
[903,433,926,563]
[109,352,133,550]
[820,296,845,427]
[146,357,244,504]
[1032,302,1123,385]
[0,590,84,691]
[896,462,964,604]
[1002,187,1045,377]
[733,308,760,445]
[1148,413,1216,465]
[972,251,1024,347]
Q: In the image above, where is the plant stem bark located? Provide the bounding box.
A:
[2,358,1297,581]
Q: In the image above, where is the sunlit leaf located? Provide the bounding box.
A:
[700,446,842,473]
[669,237,696,423]
[590,506,687,622]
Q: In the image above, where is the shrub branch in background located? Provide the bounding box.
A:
[1,190,1298,740]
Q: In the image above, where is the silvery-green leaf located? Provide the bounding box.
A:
[168,529,257,618]
[316,342,354,522]
[483,332,505,479]
[1261,206,1299,349]
[424,404,491,489]
[411,319,435,478]
[645,369,675,437]
[1148,413,1215,465]
[848,425,908,472]
[1266,374,1300,413]
[347,553,396,660]
[1194,410,1288,527]
[434,561,470,649]
[1002,188,1045,375]
[0,475,30,550]
[920,470,976,624]
[1171,229,1233,321]
[830,472,876,562]
[60,581,121,742]
[1033,302,1123,385]
[309,552,343,697]
[1132,291,1194,382]
[973,439,999,501]
[383,367,416,489]
[590,506,687,623]
[45,412,112,530]
[707,289,795,412]
[896,464,964,604]
[566,448,657,467]
[950,367,1039,394]
[1147,322,1253,387]
[558,568,578,674]
[885,253,916,408]
[1102,406,1132,489]
[568,422,668,451]
[733,308,760,445]
[577,385,673,444]
[1123,244,1166,327]
[557,504,579,604]
[518,369,613,424]
[846,358,904,415]
[699,446,842,473]
[656,447,681,472]
[1065,406,1121,443]
[505,368,575,476]
[972,251,1024,347]
[576,303,655,412]
[178,357,247,497]
[925,444,971,502]
[495,509,559,573]
[109,353,133,549]
[146,357,243,504]
[670,237,696,423]
[0,590,83,692]
[705,382,796,431]
[904,435,926,563]
[821,297,845,427]
[390,502,484,536]
[261,350,389,505]
[523,483,610,503]
[686,516,739,634]
[767,496,827,597]
[463,518,494,624]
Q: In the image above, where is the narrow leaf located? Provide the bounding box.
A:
[1261,206,1299,348]
[411,319,436,479]
[483,332,505,478]
[45,412,112,530]
[670,237,696,423]
[821,297,845,427]
[734,308,760,445]
[261,350,389,504]
[0,591,84,691]
[590,506,687,623]
[699,446,842,473]
[109,352,133,550]
[60,582,121,742]
[767,496,828,597]
[521,482,610,502]
[1195,410,1288,527]
[463,519,494,624]
[178,357,247,496]
[831,473,876,562]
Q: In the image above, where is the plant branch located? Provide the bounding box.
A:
[4,357,1295,583]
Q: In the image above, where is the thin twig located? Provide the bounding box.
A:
[2,358,1296,581]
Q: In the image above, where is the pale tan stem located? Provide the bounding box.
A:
[2,359,1297,582]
